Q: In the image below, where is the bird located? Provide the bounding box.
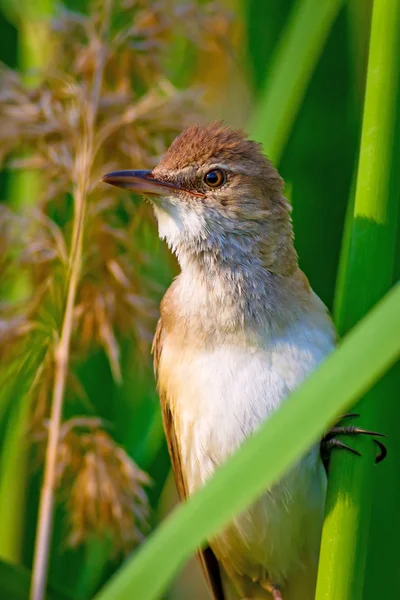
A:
[102,122,385,600]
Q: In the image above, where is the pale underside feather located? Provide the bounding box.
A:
[152,311,333,600]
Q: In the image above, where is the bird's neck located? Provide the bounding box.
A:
[161,232,318,345]
[179,233,272,293]
[174,218,298,277]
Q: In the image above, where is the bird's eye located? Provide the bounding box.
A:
[204,169,226,188]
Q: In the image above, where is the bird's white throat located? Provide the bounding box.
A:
[152,200,208,256]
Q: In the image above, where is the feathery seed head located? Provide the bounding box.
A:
[34,417,151,554]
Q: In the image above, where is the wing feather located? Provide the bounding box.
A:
[152,318,224,600]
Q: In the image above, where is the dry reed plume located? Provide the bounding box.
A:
[0,1,230,599]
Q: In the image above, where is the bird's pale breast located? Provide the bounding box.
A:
[158,310,334,591]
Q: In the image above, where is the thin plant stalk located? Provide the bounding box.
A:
[316,0,400,598]
[29,3,112,599]
[248,0,344,163]
[29,188,85,600]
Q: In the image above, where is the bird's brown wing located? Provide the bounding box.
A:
[153,318,224,600]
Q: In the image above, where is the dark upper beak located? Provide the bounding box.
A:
[101,169,204,198]
[101,169,176,196]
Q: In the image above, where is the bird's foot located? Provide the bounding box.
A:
[321,413,387,470]
[261,581,284,600]
[272,585,283,600]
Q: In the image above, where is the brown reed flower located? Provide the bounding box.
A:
[33,416,150,554]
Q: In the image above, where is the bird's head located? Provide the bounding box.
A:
[102,122,297,275]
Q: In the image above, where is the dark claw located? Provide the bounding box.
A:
[374,439,387,464]
[321,414,388,472]
[339,413,360,420]
[322,438,362,458]
[326,426,387,440]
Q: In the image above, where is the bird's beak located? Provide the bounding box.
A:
[101,169,204,198]
[101,170,176,196]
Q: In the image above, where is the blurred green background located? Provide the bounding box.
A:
[0,1,399,599]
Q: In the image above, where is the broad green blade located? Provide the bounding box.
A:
[316,0,400,598]
[249,0,344,163]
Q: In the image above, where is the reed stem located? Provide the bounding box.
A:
[29,3,111,598]
[316,0,400,597]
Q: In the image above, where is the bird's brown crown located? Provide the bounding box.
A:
[157,121,279,182]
